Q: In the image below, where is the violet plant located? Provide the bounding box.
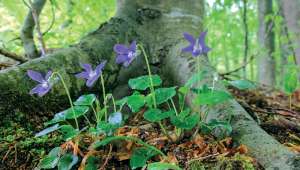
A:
[29,32,238,169]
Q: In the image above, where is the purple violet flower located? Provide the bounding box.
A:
[182,31,211,57]
[114,41,137,67]
[76,61,107,87]
[27,70,53,97]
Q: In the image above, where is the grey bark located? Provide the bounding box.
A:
[257,0,276,86]
[0,0,299,169]
[280,0,300,66]
[20,0,46,59]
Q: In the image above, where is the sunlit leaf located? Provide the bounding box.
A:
[74,94,96,106]
[171,114,199,129]
[128,75,162,90]
[127,94,145,112]
[143,109,174,122]
[148,162,182,170]
[35,124,60,137]
[37,147,61,169]
[59,125,80,141]
[58,153,78,170]
[194,89,232,105]
[65,106,90,119]
[130,147,158,169]
[155,87,176,105]
[228,80,256,90]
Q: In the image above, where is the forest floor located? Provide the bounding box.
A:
[0,68,300,170]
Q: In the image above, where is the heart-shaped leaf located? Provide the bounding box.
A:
[96,121,119,136]
[127,94,145,112]
[171,114,199,129]
[45,111,67,126]
[59,125,80,141]
[130,147,159,169]
[37,147,61,169]
[35,124,60,137]
[154,87,176,105]
[58,153,78,170]
[228,80,256,90]
[143,109,174,122]
[194,89,232,105]
[65,106,90,119]
[74,94,96,106]
[148,162,182,170]
[129,75,162,90]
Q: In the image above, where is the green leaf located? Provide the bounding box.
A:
[115,97,128,108]
[127,94,145,112]
[128,75,162,90]
[144,109,174,122]
[45,111,67,126]
[38,147,61,169]
[148,162,182,170]
[35,124,60,137]
[194,89,232,105]
[46,106,89,125]
[130,147,158,169]
[178,86,189,94]
[283,66,298,94]
[228,80,256,90]
[58,153,78,170]
[155,87,176,105]
[96,121,119,136]
[59,125,80,141]
[171,114,199,129]
[74,94,96,106]
[65,106,90,119]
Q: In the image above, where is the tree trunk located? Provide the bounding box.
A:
[257,0,276,86]
[0,0,299,169]
[281,0,300,66]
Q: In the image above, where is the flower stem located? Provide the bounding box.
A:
[138,44,157,108]
[53,72,79,129]
[90,104,99,123]
[100,74,107,121]
[138,44,172,141]
[170,98,178,116]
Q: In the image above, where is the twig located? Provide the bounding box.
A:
[0,48,28,63]
[28,0,46,56]
[220,55,254,76]
[99,144,113,170]
[21,0,46,58]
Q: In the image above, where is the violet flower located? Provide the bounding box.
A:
[76,61,107,87]
[27,70,53,97]
[182,31,211,57]
[114,41,137,67]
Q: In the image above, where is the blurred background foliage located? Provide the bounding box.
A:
[0,0,116,52]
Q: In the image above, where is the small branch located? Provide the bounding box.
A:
[20,0,47,58]
[28,0,47,57]
[0,48,28,63]
[220,55,254,76]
